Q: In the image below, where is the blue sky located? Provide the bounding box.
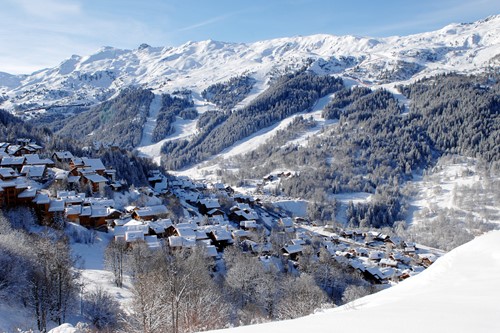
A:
[0,0,498,74]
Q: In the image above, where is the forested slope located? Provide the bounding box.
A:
[161,70,344,169]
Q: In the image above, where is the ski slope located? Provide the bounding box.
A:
[210,230,500,333]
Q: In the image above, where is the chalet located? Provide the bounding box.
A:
[104,168,116,182]
[368,250,385,261]
[380,258,399,268]
[82,173,108,192]
[0,167,18,180]
[418,253,438,267]
[69,157,84,169]
[233,193,255,204]
[278,217,294,232]
[203,244,218,258]
[148,171,163,186]
[246,242,272,255]
[232,229,252,241]
[7,145,33,156]
[168,236,196,249]
[207,208,224,217]
[240,220,258,230]
[229,204,259,222]
[145,235,161,249]
[0,142,10,152]
[110,181,123,191]
[0,176,29,207]
[65,205,83,223]
[57,191,85,205]
[48,199,65,222]
[20,165,46,180]
[80,157,106,175]
[131,205,168,221]
[176,226,197,239]
[147,219,173,237]
[282,244,303,261]
[1,156,25,171]
[24,154,54,166]
[208,228,233,250]
[33,192,50,216]
[125,230,145,243]
[52,151,74,163]
[198,198,220,215]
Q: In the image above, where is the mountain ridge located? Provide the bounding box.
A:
[1,14,499,113]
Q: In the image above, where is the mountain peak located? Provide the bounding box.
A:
[0,15,499,112]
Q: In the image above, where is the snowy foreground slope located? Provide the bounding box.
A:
[209,231,500,333]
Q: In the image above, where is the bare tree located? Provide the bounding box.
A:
[104,238,127,287]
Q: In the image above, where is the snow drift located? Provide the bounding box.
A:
[210,230,500,333]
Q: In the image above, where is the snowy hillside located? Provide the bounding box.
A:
[210,230,500,333]
[1,15,499,112]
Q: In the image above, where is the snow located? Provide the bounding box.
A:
[173,94,339,180]
[209,230,500,333]
[137,116,198,165]
[71,232,135,314]
[2,14,499,129]
[274,200,308,217]
[139,93,162,146]
[407,157,500,226]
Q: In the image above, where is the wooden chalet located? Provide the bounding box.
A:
[131,205,169,221]
[208,228,233,251]
[198,198,221,215]
[52,151,74,163]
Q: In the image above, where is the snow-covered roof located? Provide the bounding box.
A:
[18,187,37,198]
[90,206,109,218]
[65,205,82,216]
[134,205,168,217]
[168,236,185,247]
[204,245,218,257]
[84,173,108,183]
[0,167,18,179]
[283,244,303,255]
[280,217,294,228]
[34,192,50,204]
[1,156,25,166]
[240,220,258,228]
[21,165,45,178]
[147,219,172,233]
[177,226,197,239]
[369,251,385,260]
[81,157,105,171]
[199,198,220,209]
[49,199,65,212]
[380,258,399,267]
[53,151,74,160]
[125,230,145,242]
[84,197,114,207]
[24,154,53,165]
[211,228,232,241]
[232,229,252,238]
[291,238,306,246]
[68,175,80,183]
[418,253,438,263]
[145,235,161,249]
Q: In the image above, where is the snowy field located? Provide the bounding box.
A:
[407,156,500,226]
[209,230,500,333]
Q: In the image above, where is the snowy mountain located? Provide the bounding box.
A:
[209,230,500,333]
[1,15,499,113]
